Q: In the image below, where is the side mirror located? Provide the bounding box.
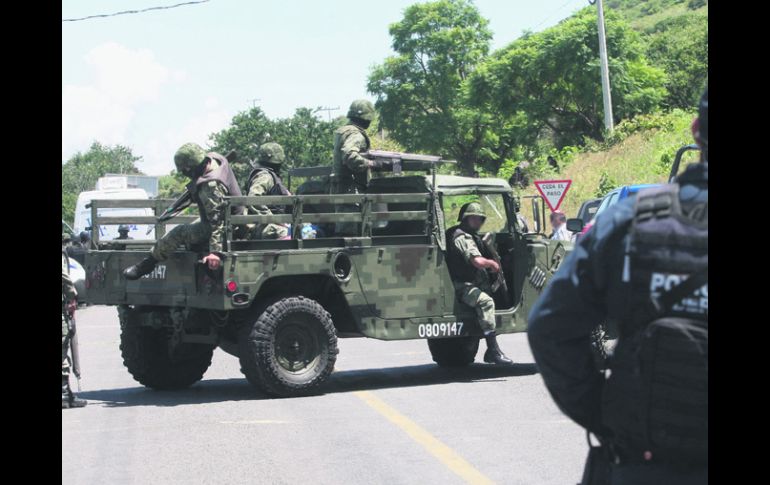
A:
[532,199,541,234]
[566,218,584,233]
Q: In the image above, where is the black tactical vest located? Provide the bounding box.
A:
[601,184,708,465]
[446,225,486,284]
[188,152,245,222]
[246,166,290,214]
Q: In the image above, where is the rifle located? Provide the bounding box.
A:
[363,150,454,175]
[150,149,238,232]
[65,310,82,391]
[481,232,510,306]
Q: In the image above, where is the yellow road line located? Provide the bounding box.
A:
[219,420,289,425]
[354,391,494,485]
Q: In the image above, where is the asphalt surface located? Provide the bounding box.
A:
[62,305,588,485]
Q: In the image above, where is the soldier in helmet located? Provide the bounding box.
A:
[62,241,86,408]
[123,143,244,279]
[116,225,133,240]
[114,225,133,250]
[79,231,91,247]
[244,142,291,239]
[332,99,379,195]
[331,99,381,235]
[68,231,88,266]
[445,202,513,365]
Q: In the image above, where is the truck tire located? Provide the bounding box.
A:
[119,307,214,390]
[427,337,480,367]
[239,296,338,397]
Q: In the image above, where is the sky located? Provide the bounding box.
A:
[62,0,590,175]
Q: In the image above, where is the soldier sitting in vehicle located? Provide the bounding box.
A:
[445,202,513,365]
[244,142,291,240]
[123,143,245,279]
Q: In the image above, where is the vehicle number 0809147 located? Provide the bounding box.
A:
[418,322,464,338]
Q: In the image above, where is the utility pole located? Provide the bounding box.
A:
[249,98,261,109]
[317,106,340,122]
[592,0,614,132]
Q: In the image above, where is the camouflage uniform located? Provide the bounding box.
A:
[332,100,375,234]
[450,230,496,333]
[245,143,290,240]
[124,143,244,281]
[446,202,512,365]
[62,249,86,408]
[246,169,288,239]
[62,251,77,378]
[332,124,371,195]
[151,179,229,260]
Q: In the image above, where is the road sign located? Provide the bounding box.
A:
[534,180,572,212]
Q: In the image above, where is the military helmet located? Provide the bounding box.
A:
[257,142,285,166]
[458,202,486,222]
[347,99,375,121]
[79,231,91,242]
[174,143,207,175]
[118,225,130,233]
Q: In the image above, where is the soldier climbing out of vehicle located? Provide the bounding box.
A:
[123,143,245,279]
[446,202,513,365]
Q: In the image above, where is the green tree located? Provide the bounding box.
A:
[367,0,493,175]
[211,106,343,183]
[61,142,143,224]
[470,7,667,149]
[210,107,274,182]
[644,12,708,109]
[269,107,344,168]
[158,170,188,199]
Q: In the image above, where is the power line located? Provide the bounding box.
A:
[62,0,210,23]
[317,106,340,122]
[532,0,584,31]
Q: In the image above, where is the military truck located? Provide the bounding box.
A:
[84,155,572,397]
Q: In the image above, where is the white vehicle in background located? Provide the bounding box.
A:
[62,220,87,301]
[73,188,155,241]
[69,257,87,302]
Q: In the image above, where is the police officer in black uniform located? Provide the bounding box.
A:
[527,88,708,484]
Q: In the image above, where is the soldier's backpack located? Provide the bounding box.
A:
[601,185,708,465]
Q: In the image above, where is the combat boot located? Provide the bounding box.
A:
[62,376,86,409]
[123,255,158,280]
[483,333,513,365]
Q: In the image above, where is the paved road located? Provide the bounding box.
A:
[62,305,588,485]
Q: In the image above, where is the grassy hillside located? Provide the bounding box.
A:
[516,109,700,233]
[607,0,708,31]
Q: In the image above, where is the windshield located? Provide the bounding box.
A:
[595,190,619,217]
[441,194,508,233]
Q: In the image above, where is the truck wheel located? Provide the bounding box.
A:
[238,296,338,397]
[427,337,480,367]
[118,307,214,390]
